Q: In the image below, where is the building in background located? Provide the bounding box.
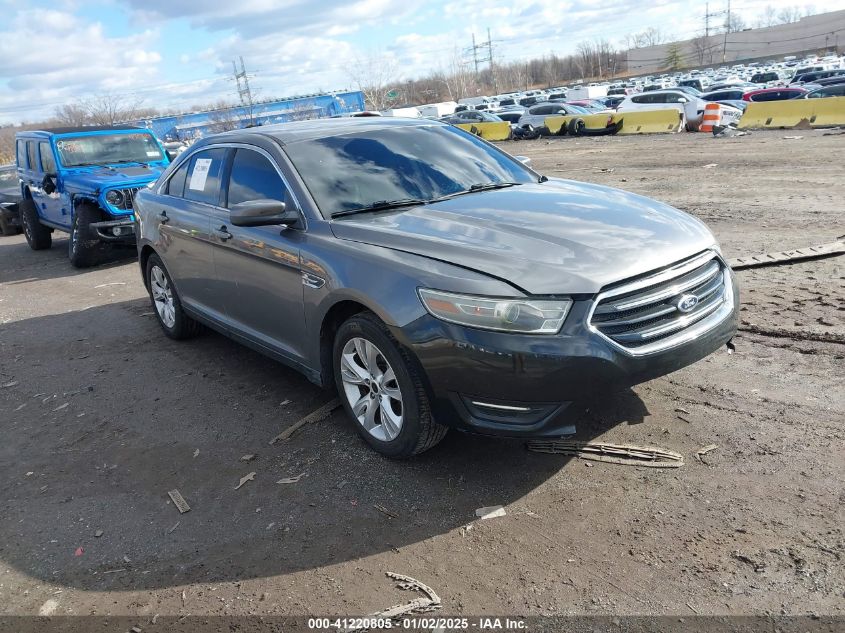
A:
[626,9,845,74]
[133,91,365,141]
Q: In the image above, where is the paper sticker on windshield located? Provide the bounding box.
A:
[146,151,159,157]
[188,158,212,191]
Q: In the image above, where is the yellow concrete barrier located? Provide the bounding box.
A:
[616,109,682,134]
[455,121,512,141]
[738,97,845,129]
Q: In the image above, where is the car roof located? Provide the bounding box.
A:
[208,117,443,145]
[17,125,145,137]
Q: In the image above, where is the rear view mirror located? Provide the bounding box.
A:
[229,199,298,227]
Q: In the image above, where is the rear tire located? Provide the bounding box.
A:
[69,203,109,268]
[20,198,51,250]
[145,253,201,340]
[0,212,18,236]
[333,312,447,458]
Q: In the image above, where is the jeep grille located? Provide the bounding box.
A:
[589,251,732,355]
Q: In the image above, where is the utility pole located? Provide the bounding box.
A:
[722,0,731,62]
[487,28,497,93]
[232,56,255,125]
[705,2,710,37]
[467,29,497,92]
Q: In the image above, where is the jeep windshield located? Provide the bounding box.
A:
[282,124,536,216]
[56,133,164,168]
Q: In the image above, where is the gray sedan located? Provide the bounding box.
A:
[135,118,738,458]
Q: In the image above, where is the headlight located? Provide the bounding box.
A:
[105,190,124,207]
[418,289,571,334]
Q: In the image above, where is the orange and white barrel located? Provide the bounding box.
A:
[699,102,722,133]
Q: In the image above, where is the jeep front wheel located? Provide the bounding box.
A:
[20,198,51,250]
[68,203,108,268]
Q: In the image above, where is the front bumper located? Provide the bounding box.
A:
[89,219,136,243]
[393,270,739,438]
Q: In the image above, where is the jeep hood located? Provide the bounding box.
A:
[329,179,716,295]
[64,165,165,191]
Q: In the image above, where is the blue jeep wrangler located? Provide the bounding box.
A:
[15,126,170,267]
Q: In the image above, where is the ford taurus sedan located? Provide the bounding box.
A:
[135,118,738,458]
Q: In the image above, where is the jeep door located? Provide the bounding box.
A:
[208,146,307,362]
[37,141,65,225]
[154,148,227,322]
[20,140,50,222]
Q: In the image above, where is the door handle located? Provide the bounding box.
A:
[213,225,233,241]
[158,211,170,224]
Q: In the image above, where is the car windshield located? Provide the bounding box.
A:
[283,124,536,216]
[56,133,164,167]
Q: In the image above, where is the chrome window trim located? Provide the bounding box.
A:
[586,250,734,357]
[156,142,306,230]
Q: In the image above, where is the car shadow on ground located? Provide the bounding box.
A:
[0,299,650,592]
[0,234,135,285]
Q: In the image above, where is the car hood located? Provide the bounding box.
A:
[64,164,165,191]
[330,179,716,295]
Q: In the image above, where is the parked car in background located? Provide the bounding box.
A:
[517,103,590,129]
[15,126,170,267]
[0,164,22,236]
[799,84,845,98]
[440,110,504,125]
[616,90,707,128]
[743,87,808,101]
[701,89,750,102]
[135,118,738,458]
[602,95,625,109]
[749,71,780,84]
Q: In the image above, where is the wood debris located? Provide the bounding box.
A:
[235,472,256,490]
[344,572,441,632]
[527,440,684,467]
[696,444,719,463]
[167,489,191,514]
[269,399,340,444]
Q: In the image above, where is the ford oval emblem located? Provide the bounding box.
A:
[677,294,699,313]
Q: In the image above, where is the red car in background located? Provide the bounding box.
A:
[742,87,808,102]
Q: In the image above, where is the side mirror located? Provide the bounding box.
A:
[42,173,57,195]
[229,199,299,228]
[677,97,688,103]
[514,155,532,167]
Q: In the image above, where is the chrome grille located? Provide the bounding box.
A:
[590,251,731,354]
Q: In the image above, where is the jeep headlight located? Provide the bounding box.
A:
[105,190,124,207]
[418,289,571,334]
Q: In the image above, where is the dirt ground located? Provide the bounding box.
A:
[0,130,842,623]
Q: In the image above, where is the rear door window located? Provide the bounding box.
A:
[26,142,39,173]
[16,140,27,168]
[166,161,190,198]
[184,148,227,205]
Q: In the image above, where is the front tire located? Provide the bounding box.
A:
[145,253,201,340]
[333,312,447,458]
[20,198,52,250]
[69,203,109,268]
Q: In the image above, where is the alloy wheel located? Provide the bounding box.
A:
[340,337,404,441]
[150,265,176,328]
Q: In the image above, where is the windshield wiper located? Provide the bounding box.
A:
[331,198,426,219]
[432,181,520,201]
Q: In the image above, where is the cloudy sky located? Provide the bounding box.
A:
[0,0,841,123]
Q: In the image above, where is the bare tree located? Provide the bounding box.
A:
[756,5,778,27]
[725,11,747,32]
[207,100,241,133]
[624,27,667,49]
[442,48,477,101]
[691,34,717,65]
[347,53,399,111]
[287,99,318,122]
[81,94,145,125]
[777,6,804,23]
[54,103,91,126]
